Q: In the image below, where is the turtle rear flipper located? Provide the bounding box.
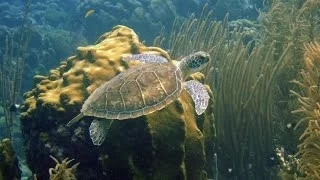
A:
[89,119,114,146]
[184,80,210,115]
[67,113,85,126]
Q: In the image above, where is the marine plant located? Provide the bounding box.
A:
[0,1,36,179]
[259,0,320,68]
[289,42,320,179]
[0,0,32,137]
[256,0,320,178]
[217,40,293,179]
[153,3,295,179]
[214,0,320,178]
[258,0,320,99]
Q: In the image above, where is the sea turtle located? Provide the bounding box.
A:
[67,51,211,146]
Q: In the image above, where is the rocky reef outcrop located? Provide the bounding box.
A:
[20,25,215,179]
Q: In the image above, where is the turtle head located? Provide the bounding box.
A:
[179,51,211,77]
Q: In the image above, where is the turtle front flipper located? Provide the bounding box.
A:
[183,80,210,115]
[89,119,114,146]
[122,54,168,63]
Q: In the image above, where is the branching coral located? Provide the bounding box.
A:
[49,155,79,180]
[291,42,320,179]
[276,147,299,178]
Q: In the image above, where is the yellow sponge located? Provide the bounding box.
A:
[21,25,170,120]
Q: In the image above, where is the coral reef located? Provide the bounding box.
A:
[212,0,263,20]
[0,138,18,180]
[20,25,215,179]
[0,1,87,93]
[75,0,205,42]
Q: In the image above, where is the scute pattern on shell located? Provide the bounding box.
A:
[81,62,183,120]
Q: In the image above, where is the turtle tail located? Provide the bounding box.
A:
[67,113,85,126]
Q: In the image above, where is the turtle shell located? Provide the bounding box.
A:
[81,62,183,120]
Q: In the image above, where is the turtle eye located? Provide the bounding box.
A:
[188,58,202,69]
[190,55,209,68]
[197,56,208,64]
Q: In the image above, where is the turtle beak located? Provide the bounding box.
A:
[198,51,210,64]
[204,54,210,63]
